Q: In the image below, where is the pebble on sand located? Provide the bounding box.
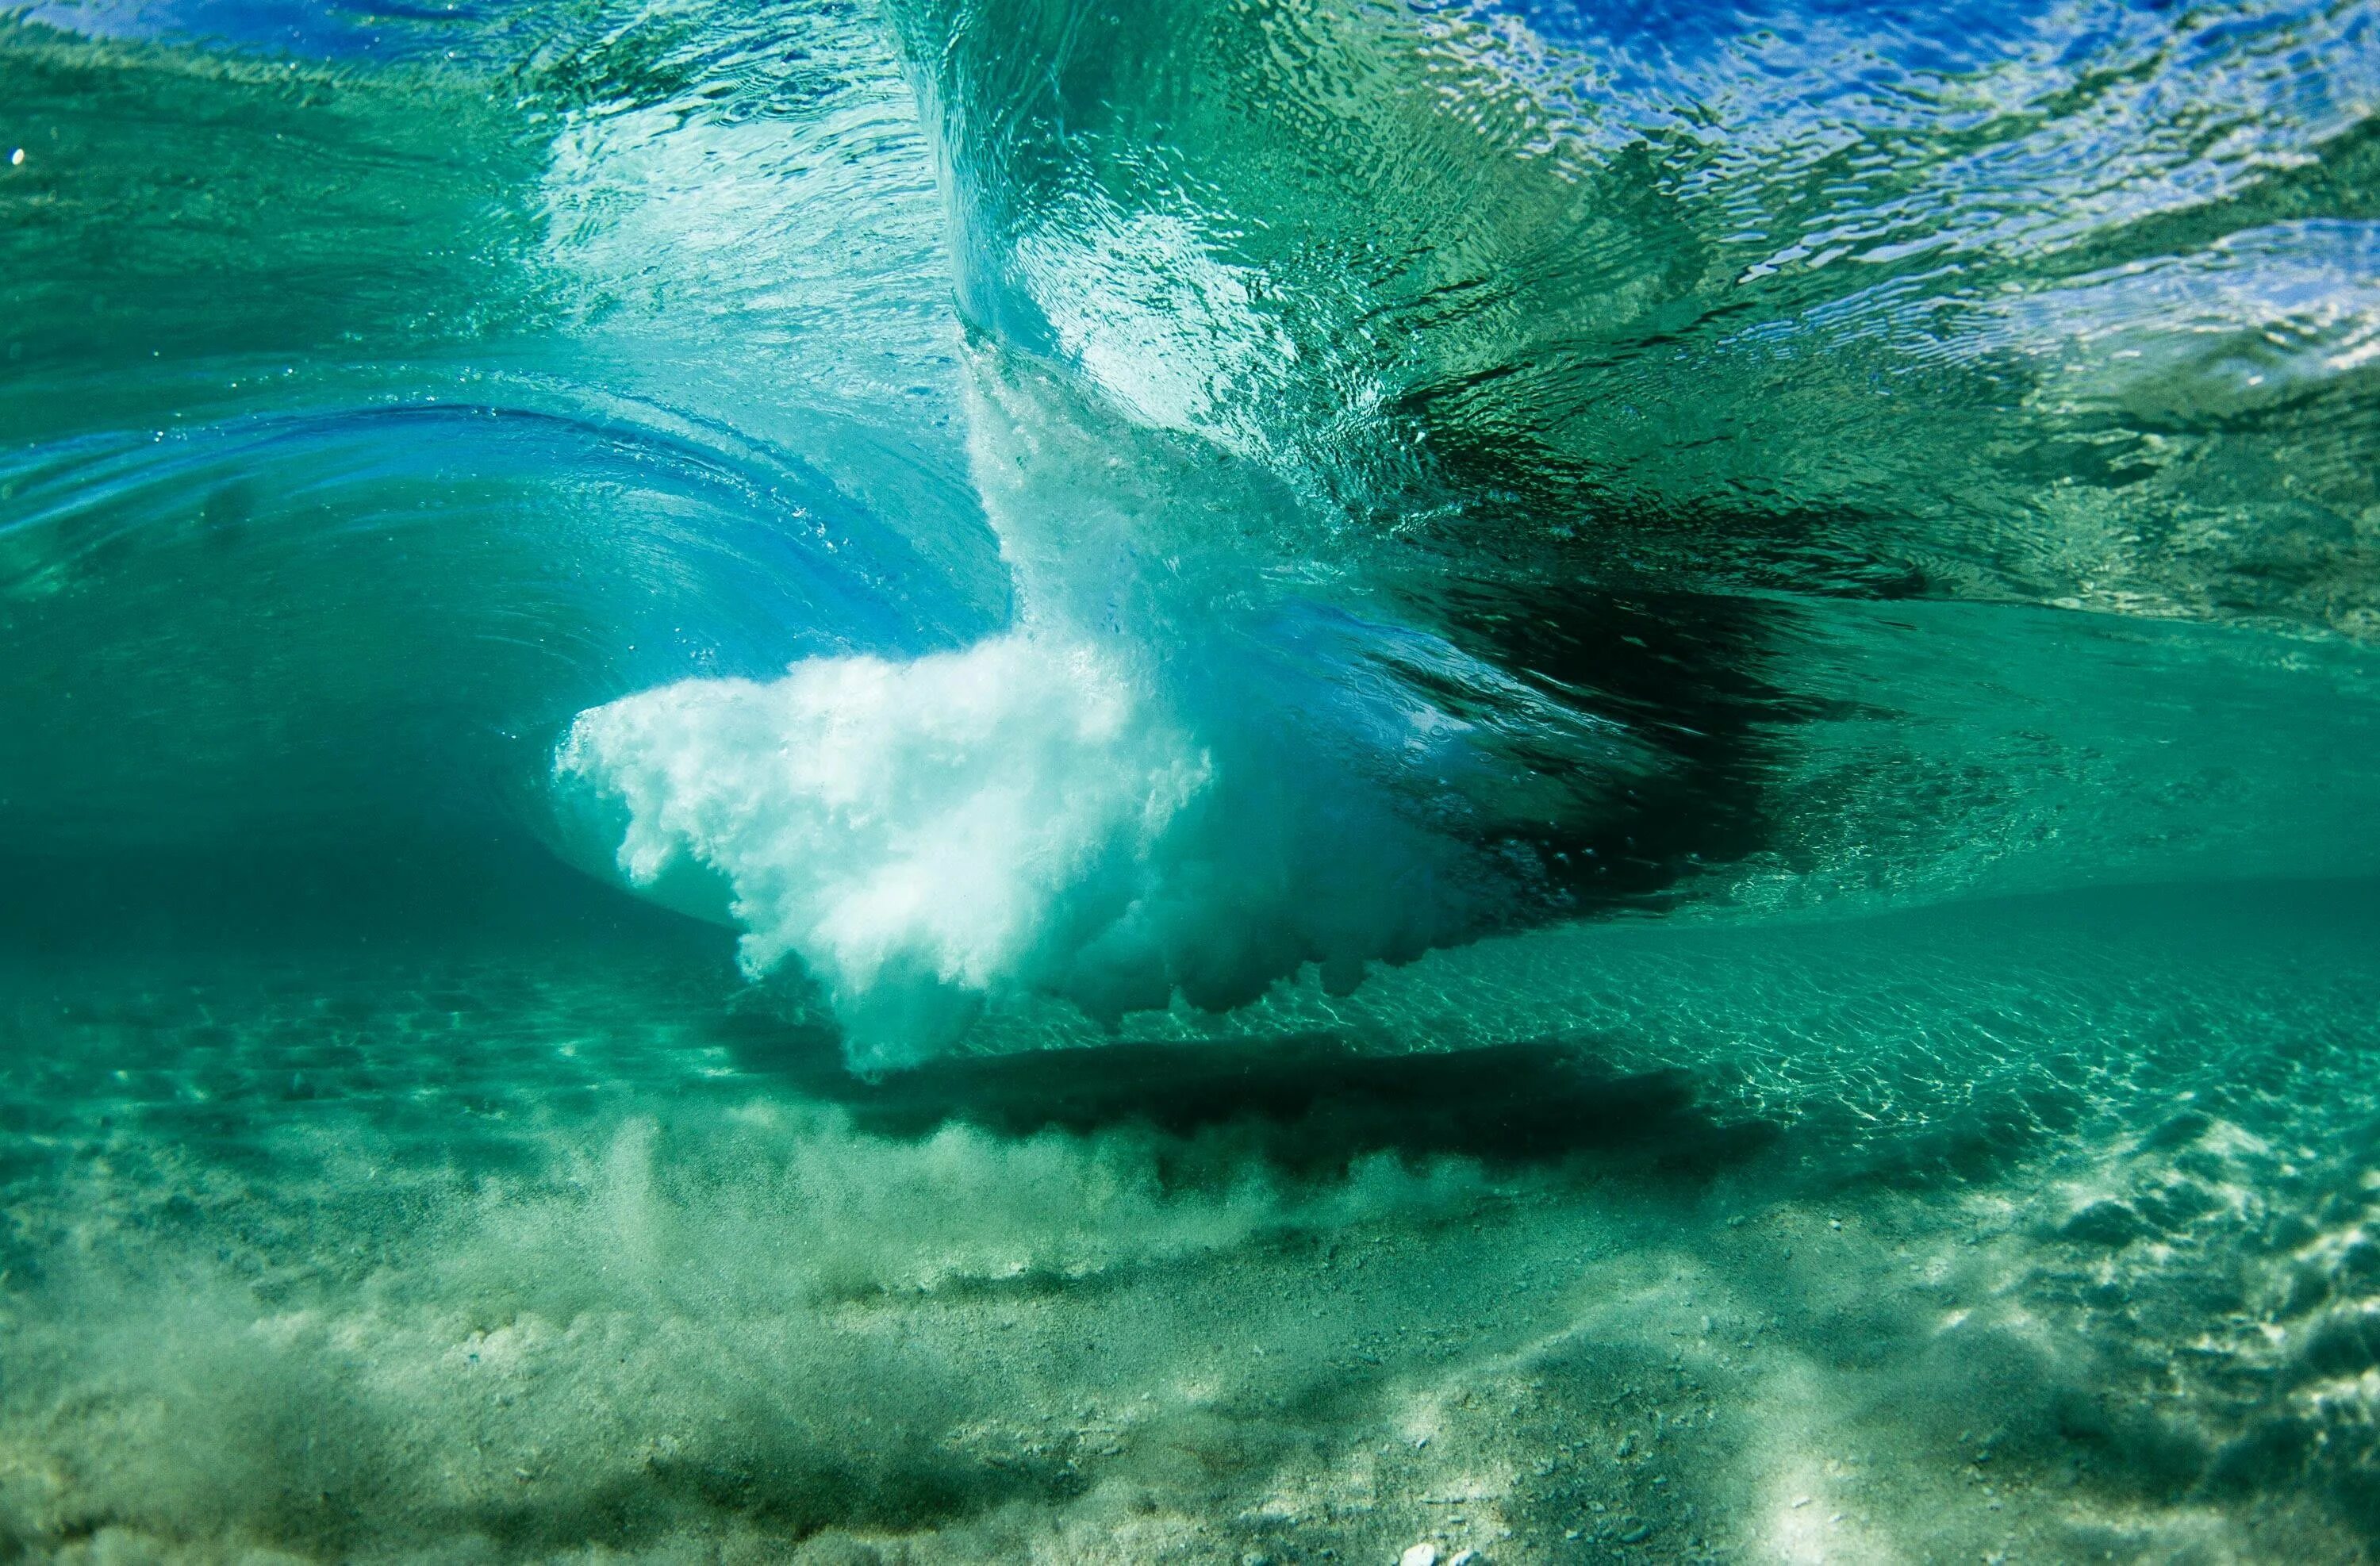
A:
[1399,1546,1438,1566]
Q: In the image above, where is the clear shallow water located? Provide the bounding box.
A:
[5,0,2380,1560]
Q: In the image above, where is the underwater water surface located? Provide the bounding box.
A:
[6,0,2380,1560]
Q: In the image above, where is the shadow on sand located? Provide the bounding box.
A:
[717,1023,1783,1181]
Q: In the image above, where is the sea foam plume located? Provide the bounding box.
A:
[559,632,1208,1065]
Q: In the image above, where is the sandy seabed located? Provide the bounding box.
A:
[4,878,2378,1565]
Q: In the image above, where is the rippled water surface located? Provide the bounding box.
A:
[5,0,2380,1560]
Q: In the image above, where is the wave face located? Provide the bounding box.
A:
[0,0,2375,1057]
[520,0,2380,1053]
[7,0,2380,1053]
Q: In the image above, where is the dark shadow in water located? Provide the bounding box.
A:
[716,1023,1782,1183]
[1424,577,1833,912]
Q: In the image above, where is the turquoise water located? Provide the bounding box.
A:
[6,0,2380,1559]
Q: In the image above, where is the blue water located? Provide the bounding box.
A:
[5,0,2380,1558]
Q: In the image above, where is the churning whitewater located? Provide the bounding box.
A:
[559,631,1214,1061]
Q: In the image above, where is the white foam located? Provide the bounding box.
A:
[557,633,1209,1065]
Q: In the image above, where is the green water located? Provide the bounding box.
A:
[6,0,2380,1560]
